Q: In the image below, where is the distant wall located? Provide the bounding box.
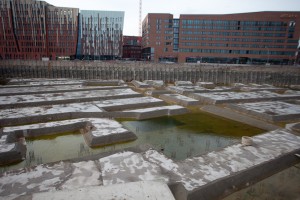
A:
[1,60,299,86]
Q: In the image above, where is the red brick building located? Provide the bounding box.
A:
[122,36,142,60]
[142,12,300,64]
[0,0,78,60]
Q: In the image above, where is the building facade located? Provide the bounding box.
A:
[76,10,124,60]
[122,36,142,60]
[0,0,79,60]
[0,0,124,61]
[46,5,79,60]
[142,12,300,64]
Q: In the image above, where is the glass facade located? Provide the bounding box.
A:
[76,10,124,60]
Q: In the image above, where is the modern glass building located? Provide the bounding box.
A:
[142,11,300,64]
[0,0,79,60]
[76,10,124,60]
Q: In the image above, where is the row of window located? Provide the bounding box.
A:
[181,31,287,37]
[181,25,287,31]
[181,20,287,27]
[181,37,287,43]
[181,43,297,49]
[179,48,295,56]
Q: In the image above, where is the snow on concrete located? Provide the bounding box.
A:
[60,161,102,190]
[0,160,102,200]
[0,85,127,95]
[195,91,280,101]
[175,81,193,86]
[131,80,151,88]
[0,161,70,200]
[160,94,199,106]
[192,91,300,104]
[144,80,165,87]
[99,151,169,186]
[95,96,164,108]
[234,101,300,115]
[123,105,185,113]
[1,129,300,198]
[161,94,198,103]
[167,85,207,94]
[0,135,15,153]
[31,181,175,200]
[0,88,140,106]
[196,82,215,89]
[144,130,300,191]
[0,103,103,119]
[8,78,85,86]
[88,118,129,137]
[3,118,128,137]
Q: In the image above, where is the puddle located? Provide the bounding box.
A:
[0,111,264,173]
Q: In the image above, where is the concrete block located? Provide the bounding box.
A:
[160,94,199,106]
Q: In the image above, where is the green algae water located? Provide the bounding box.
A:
[0,111,264,173]
[121,111,263,160]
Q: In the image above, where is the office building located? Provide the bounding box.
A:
[0,0,79,60]
[122,36,142,60]
[46,5,79,60]
[142,12,300,64]
[76,10,124,60]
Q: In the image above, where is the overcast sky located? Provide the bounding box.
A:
[44,0,300,36]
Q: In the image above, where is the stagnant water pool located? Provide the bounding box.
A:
[0,111,264,173]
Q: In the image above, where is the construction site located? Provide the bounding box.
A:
[0,61,300,200]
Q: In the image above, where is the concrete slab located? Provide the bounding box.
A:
[0,160,101,200]
[95,96,165,111]
[0,102,104,126]
[26,181,175,200]
[160,94,199,106]
[7,78,85,86]
[0,88,142,109]
[131,80,151,88]
[201,105,280,131]
[167,85,208,95]
[122,105,188,120]
[175,81,193,86]
[196,82,216,89]
[1,129,300,200]
[190,91,300,104]
[228,101,300,122]
[3,118,137,148]
[0,85,128,96]
[145,89,173,96]
[144,80,165,87]
[99,151,169,185]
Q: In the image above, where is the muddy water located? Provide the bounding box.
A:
[0,111,264,172]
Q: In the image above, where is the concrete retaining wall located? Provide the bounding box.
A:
[131,80,151,88]
[83,130,137,147]
[0,93,143,109]
[190,93,300,105]
[1,60,299,86]
[160,94,199,106]
[228,104,300,122]
[186,149,300,200]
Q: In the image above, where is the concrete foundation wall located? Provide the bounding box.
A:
[191,94,300,105]
[187,149,300,200]
[0,93,143,109]
[1,60,300,86]
[83,131,137,147]
[160,94,199,106]
[228,104,300,122]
